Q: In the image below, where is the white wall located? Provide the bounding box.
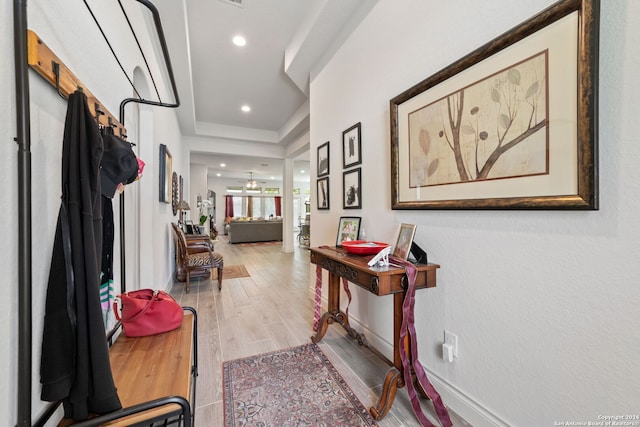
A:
[309,0,640,425]
[2,1,186,423]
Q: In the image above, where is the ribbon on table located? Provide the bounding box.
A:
[313,265,323,331]
[313,265,352,332]
[394,256,452,427]
[341,276,352,318]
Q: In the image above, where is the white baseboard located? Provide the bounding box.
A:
[421,367,512,427]
[308,288,511,427]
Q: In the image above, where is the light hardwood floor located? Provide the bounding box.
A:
[169,237,469,426]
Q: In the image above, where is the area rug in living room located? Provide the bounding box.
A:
[238,240,282,247]
[223,264,250,279]
[223,343,378,426]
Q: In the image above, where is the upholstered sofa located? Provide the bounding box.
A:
[228,220,283,243]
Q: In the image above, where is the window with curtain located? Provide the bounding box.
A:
[225,195,234,218]
[264,197,275,218]
[247,195,253,217]
[252,197,262,218]
[274,196,281,217]
[226,194,281,218]
[232,196,244,217]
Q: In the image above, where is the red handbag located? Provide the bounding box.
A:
[113,289,183,337]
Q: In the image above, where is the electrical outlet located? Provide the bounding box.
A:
[444,330,458,358]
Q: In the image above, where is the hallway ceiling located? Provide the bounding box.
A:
[156,0,377,182]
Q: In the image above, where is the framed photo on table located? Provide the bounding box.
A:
[392,223,416,261]
[336,216,361,247]
[317,177,330,210]
[317,141,329,177]
[184,220,195,235]
[390,0,598,210]
[342,122,361,168]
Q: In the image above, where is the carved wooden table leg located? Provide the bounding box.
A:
[370,367,404,420]
[310,311,334,343]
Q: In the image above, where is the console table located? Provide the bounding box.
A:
[309,246,439,420]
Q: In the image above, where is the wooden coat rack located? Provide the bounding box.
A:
[26,29,127,138]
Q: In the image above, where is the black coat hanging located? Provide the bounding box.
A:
[40,90,121,420]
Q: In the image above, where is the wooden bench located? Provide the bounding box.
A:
[45,307,198,427]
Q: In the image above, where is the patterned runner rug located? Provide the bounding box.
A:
[223,264,250,279]
[223,343,378,426]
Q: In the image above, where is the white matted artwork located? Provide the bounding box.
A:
[316,177,329,210]
[317,141,329,177]
[343,168,361,209]
[342,122,361,168]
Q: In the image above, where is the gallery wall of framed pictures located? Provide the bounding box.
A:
[315,122,364,211]
[313,123,364,252]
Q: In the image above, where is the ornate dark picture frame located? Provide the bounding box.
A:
[171,172,178,215]
[342,122,362,168]
[159,143,172,203]
[390,0,599,210]
[343,167,361,209]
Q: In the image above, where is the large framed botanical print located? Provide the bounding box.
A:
[390,0,599,210]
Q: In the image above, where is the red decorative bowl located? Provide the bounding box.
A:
[341,240,390,255]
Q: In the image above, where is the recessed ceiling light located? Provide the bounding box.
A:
[300,170,305,173]
[216,173,221,177]
[270,176,275,180]
[220,163,226,167]
[232,35,246,47]
[241,105,251,112]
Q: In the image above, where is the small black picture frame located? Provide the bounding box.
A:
[317,177,330,210]
[343,168,361,209]
[342,122,361,168]
[317,141,330,177]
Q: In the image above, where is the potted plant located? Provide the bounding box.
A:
[197,199,212,234]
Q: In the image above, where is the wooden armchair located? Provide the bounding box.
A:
[171,223,223,292]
